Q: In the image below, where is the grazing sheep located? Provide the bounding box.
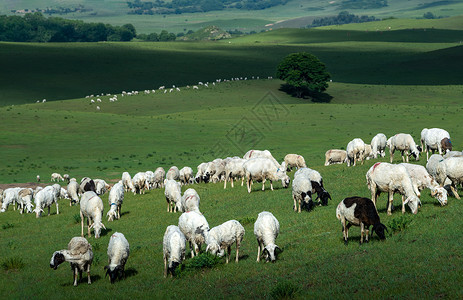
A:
[80,191,106,239]
[63,174,70,183]
[105,232,130,284]
[164,179,182,213]
[224,158,246,189]
[195,162,208,183]
[50,237,93,286]
[166,166,180,181]
[67,179,80,206]
[94,179,110,195]
[426,154,446,186]
[154,167,166,188]
[178,188,200,213]
[346,138,366,166]
[1,187,22,212]
[204,159,226,183]
[179,167,194,185]
[336,196,387,244]
[387,133,420,163]
[132,172,148,195]
[243,158,290,193]
[441,157,463,199]
[37,175,40,182]
[17,188,34,214]
[294,167,331,206]
[107,182,124,221]
[33,186,59,218]
[366,162,421,215]
[254,211,280,263]
[206,220,245,263]
[292,176,313,213]
[163,225,186,277]
[324,149,347,166]
[145,171,155,189]
[178,211,209,258]
[284,154,307,171]
[364,144,374,160]
[421,128,452,160]
[243,149,281,168]
[371,133,387,158]
[51,173,64,182]
[80,177,96,195]
[441,138,453,154]
[400,163,447,206]
[122,172,136,193]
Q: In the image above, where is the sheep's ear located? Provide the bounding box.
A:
[275,245,282,253]
[104,265,109,270]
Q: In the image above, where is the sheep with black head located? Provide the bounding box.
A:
[105,232,130,284]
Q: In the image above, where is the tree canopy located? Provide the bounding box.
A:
[276,52,331,98]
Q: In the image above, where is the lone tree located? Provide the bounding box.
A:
[276,52,331,98]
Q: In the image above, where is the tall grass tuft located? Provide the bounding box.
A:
[270,281,300,299]
[387,215,412,235]
[2,257,26,271]
[72,213,81,224]
[2,223,14,230]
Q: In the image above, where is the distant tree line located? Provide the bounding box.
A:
[127,0,288,15]
[308,11,380,28]
[137,30,177,41]
[339,0,387,10]
[0,12,136,42]
[11,5,92,16]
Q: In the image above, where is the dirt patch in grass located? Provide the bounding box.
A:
[0,182,48,190]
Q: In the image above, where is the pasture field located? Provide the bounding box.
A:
[1,77,463,298]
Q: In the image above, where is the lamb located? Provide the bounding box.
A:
[336,196,387,244]
[346,138,366,166]
[164,179,182,213]
[107,182,124,221]
[178,188,200,213]
[387,133,420,163]
[400,163,447,206]
[294,167,331,206]
[284,154,307,171]
[223,157,246,189]
[371,133,387,158]
[441,157,463,199]
[50,237,93,286]
[80,177,96,195]
[94,179,111,195]
[80,191,106,239]
[33,186,59,218]
[291,176,313,213]
[324,149,347,166]
[206,220,245,263]
[1,187,22,212]
[179,167,194,185]
[51,173,64,182]
[166,166,180,181]
[67,179,80,206]
[105,232,130,284]
[254,211,280,263]
[243,149,281,168]
[132,172,148,195]
[163,225,186,277]
[178,211,210,258]
[63,174,70,183]
[17,188,34,214]
[366,162,421,215]
[243,158,290,193]
[153,167,166,188]
[122,172,136,193]
[421,128,452,160]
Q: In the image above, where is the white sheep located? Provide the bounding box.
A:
[63,174,70,183]
[291,176,313,213]
[371,133,387,158]
[179,167,194,185]
[441,157,463,199]
[178,211,210,258]
[145,171,155,189]
[400,163,447,206]
[37,175,40,182]
[284,154,307,171]
[33,186,59,218]
[163,225,186,277]
[366,162,421,215]
[204,159,226,183]
[164,179,182,213]
[443,151,463,159]
[132,172,148,195]
[51,173,64,182]
[254,211,280,262]
[387,133,420,163]
[425,154,446,186]
[178,188,200,213]
[94,179,110,195]
[166,166,180,181]
[122,172,136,193]
[1,187,22,212]
[105,232,130,284]
[324,149,347,166]
[294,167,331,206]
[346,138,366,166]
[243,149,280,168]
[80,191,106,239]
[67,179,80,206]
[50,237,93,286]
[153,167,166,188]
[107,181,124,221]
[206,220,245,263]
[223,157,246,189]
[17,188,34,214]
[421,128,452,160]
[195,162,208,183]
[243,158,290,193]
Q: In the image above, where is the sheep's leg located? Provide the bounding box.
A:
[360,223,364,244]
[293,195,297,212]
[118,205,121,219]
[298,197,302,213]
[341,217,348,244]
[166,197,170,212]
[163,256,168,278]
[256,242,261,262]
[87,264,91,285]
[226,245,231,264]
[390,149,394,163]
[262,179,266,191]
[231,177,234,188]
[80,211,84,237]
[241,177,244,186]
[87,218,91,237]
[189,242,195,258]
[56,201,59,215]
[401,195,406,213]
[247,177,252,193]
[48,206,51,216]
[270,180,274,191]
[365,228,369,243]
[235,240,240,263]
[387,192,394,215]
[224,176,227,189]
[73,267,78,287]
[450,185,460,200]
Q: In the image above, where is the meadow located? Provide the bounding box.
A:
[1,18,463,299]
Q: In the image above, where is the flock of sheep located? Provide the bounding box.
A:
[1,126,462,286]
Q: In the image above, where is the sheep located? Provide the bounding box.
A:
[164,179,182,213]
[50,237,93,286]
[224,157,246,189]
[166,166,180,181]
[59,187,69,200]
[254,211,280,263]
[284,154,307,171]
[33,186,59,218]
[294,167,331,206]
[67,179,80,206]
[17,188,34,214]
[51,173,64,182]
[364,144,374,160]
[443,151,463,159]
[206,220,245,263]
[163,225,186,277]
[366,162,421,215]
[426,154,446,186]
[291,176,313,213]
[178,188,200,213]
[80,191,106,239]
[371,133,387,158]
[105,232,130,284]
[0,189,3,207]
[243,158,290,193]
[132,172,148,195]
[195,162,208,183]
[346,138,366,166]
[203,159,226,183]
[122,172,136,193]
[145,171,155,189]
[421,128,452,160]
[37,175,40,182]
[387,133,420,163]
[94,179,110,195]
[243,149,280,168]
[80,177,96,195]
[178,211,210,258]
[107,182,124,221]
[441,157,463,199]
[63,174,70,183]
[441,138,453,154]
[153,167,166,188]
[324,149,347,166]
[400,163,447,206]
[1,187,22,212]
[179,167,194,186]
[336,196,387,244]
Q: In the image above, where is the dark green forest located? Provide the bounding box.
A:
[309,11,380,27]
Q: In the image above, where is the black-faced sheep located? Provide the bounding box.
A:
[105,232,130,284]
[254,211,280,263]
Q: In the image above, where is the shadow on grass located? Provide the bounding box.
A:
[60,274,101,287]
[100,228,112,237]
[279,84,333,103]
[120,211,130,217]
[125,268,138,279]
